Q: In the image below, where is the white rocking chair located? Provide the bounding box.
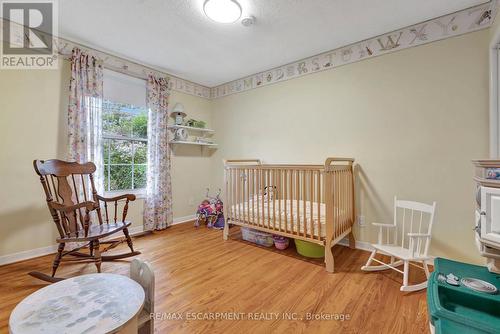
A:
[361,197,436,292]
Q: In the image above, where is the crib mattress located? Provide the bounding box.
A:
[229,197,327,238]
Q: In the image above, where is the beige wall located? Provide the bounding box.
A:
[0,60,71,257]
[210,30,490,264]
[0,59,213,257]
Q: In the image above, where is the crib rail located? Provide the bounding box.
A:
[223,158,355,247]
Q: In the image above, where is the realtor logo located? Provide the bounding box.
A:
[1,0,58,69]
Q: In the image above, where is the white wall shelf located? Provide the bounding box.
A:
[168,140,218,147]
[167,125,215,133]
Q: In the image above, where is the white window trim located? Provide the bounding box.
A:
[490,45,499,158]
[490,17,500,158]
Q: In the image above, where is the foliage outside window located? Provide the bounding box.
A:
[103,100,148,192]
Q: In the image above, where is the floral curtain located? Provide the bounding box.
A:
[67,48,104,195]
[144,74,173,231]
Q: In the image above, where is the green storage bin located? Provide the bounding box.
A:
[294,239,324,258]
[427,258,500,334]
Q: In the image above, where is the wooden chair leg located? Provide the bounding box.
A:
[123,227,134,252]
[93,240,102,273]
[52,243,65,277]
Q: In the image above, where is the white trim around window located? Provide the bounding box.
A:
[491,19,500,158]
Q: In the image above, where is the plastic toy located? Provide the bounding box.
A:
[195,188,225,229]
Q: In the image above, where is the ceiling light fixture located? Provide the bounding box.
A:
[203,0,242,23]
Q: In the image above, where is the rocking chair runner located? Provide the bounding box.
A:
[32,159,141,282]
[361,197,437,292]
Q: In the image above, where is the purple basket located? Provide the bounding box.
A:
[273,235,290,250]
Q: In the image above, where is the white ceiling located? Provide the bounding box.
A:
[58,0,489,87]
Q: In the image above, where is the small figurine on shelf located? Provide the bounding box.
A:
[170,103,186,125]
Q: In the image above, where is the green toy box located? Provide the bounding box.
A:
[427,258,500,334]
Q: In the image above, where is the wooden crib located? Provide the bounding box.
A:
[223,157,356,272]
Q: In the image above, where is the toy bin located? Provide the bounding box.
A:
[428,258,500,334]
[273,235,290,250]
[241,227,274,247]
[295,239,324,258]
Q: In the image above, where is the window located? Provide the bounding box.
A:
[102,69,148,193]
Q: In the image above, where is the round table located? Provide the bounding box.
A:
[9,273,145,334]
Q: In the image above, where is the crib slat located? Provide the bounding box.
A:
[251,169,255,225]
[233,169,237,221]
[295,170,299,235]
[261,168,265,227]
[234,169,238,222]
[284,169,288,234]
[235,169,239,223]
[341,170,348,233]
[317,170,321,240]
[310,171,313,239]
[240,169,244,223]
[341,170,345,236]
[278,168,282,232]
[289,170,295,234]
[272,169,276,231]
[256,168,260,226]
[302,170,306,237]
[336,170,340,240]
[332,170,337,240]
[266,169,271,228]
[246,168,250,224]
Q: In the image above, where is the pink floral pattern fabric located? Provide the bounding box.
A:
[144,74,173,230]
[67,48,104,195]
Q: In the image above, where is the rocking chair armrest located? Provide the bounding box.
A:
[407,233,431,238]
[49,201,96,213]
[97,194,136,202]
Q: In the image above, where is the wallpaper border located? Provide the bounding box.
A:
[210,1,498,99]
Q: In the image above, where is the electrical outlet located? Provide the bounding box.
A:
[357,215,366,227]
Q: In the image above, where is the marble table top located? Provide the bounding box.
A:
[9,273,145,334]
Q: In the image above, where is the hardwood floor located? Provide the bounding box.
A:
[0,223,430,333]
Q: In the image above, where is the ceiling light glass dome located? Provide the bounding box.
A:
[203,0,242,23]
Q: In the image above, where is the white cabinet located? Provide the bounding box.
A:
[481,186,500,245]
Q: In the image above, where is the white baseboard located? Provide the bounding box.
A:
[0,244,59,267]
[0,215,197,267]
[172,214,196,225]
[338,238,374,252]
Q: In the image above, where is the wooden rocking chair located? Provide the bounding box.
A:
[361,197,436,292]
[32,159,141,282]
